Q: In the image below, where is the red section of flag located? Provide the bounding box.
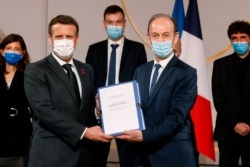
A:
[190,95,215,161]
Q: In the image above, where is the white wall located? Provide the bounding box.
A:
[1,0,250,165]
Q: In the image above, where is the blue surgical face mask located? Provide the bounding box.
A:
[152,40,173,58]
[232,42,249,55]
[106,26,123,40]
[3,51,23,65]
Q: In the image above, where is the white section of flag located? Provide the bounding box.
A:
[180,31,210,100]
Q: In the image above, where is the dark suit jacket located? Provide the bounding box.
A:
[0,71,32,157]
[212,52,250,141]
[86,38,147,89]
[133,56,198,167]
[24,54,97,167]
[86,38,147,167]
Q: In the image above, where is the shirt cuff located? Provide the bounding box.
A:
[80,127,87,139]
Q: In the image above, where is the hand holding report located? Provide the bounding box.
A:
[98,81,145,136]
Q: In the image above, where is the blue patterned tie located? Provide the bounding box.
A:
[150,64,161,95]
[63,64,80,102]
[108,44,119,85]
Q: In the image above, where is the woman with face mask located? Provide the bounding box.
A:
[0,34,32,167]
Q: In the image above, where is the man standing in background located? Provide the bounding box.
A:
[212,20,250,167]
[86,4,147,167]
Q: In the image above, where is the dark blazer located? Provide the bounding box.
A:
[212,53,250,141]
[0,71,32,157]
[24,54,97,167]
[86,38,147,167]
[86,38,147,89]
[133,56,198,167]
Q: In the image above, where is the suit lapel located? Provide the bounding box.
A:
[74,60,87,110]
[120,38,128,73]
[103,40,109,80]
[148,56,177,106]
[47,55,80,106]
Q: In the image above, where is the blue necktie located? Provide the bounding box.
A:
[108,44,119,85]
[150,64,161,95]
[63,64,80,102]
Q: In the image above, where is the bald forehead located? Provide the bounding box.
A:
[149,17,175,32]
[152,17,173,25]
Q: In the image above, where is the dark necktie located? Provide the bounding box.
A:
[63,64,80,101]
[108,44,119,85]
[150,64,161,95]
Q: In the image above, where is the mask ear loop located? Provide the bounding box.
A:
[173,32,181,56]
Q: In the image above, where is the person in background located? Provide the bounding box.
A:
[86,5,147,167]
[116,13,198,167]
[0,34,32,167]
[24,15,113,167]
[212,20,250,167]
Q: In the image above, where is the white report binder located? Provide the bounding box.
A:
[98,80,145,136]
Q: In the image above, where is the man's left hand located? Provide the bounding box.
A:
[115,130,143,142]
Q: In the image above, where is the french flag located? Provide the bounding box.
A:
[172,0,216,161]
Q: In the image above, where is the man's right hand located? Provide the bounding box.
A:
[234,122,250,136]
[84,126,114,142]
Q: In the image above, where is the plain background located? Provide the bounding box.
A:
[1,0,250,165]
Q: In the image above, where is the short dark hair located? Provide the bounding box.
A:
[48,15,79,36]
[227,20,250,38]
[147,13,177,33]
[0,33,30,72]
[103,5,125,20]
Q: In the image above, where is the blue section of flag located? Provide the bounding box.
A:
[184,0,203,40]
[172,0,185,37]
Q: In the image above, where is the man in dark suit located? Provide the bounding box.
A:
[24,15,113,167]
[86,5,147,167]
[212,20,250,167]
[116,13,198,167]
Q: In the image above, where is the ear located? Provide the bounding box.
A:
[173,32,181,56]
[173,32,180,43]
[21,50,26,57]
[0,49,3,56]
[103,20,106,29]
[75,35,79,46]
[147,34,152,45]
[48,36,53,47]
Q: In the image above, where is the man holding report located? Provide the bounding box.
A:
[116,13,198,167]
[86,5,147,167]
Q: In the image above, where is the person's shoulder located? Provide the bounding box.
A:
[136,60,153,70]
[88,39,107,48]
[27,56,48,68]
[74,59,92,69]
[214,53,235,64]
[125,38,142,44]
[24,56,49,75]
[174,57,196,73]
[125,38,144,46]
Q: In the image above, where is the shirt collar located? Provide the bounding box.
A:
[52,52,75,67]
[108,36,124,46]
[154,52,174,69]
